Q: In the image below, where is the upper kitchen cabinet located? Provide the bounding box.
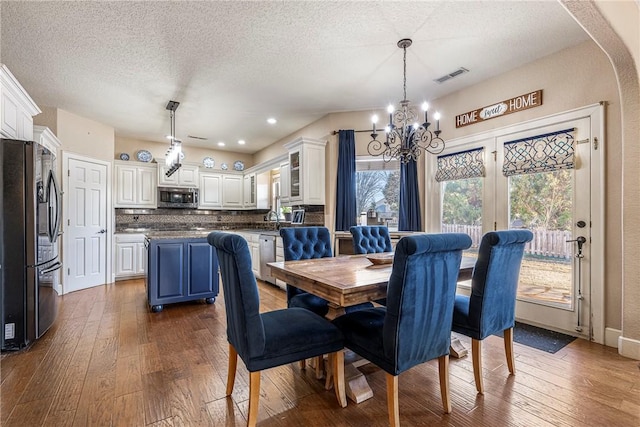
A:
[114,160,157,208]
[199,171,222,209]
[32,126,61,157]
[158,163,199,188]
[1,64,41,140]
[222,173,243,208]
[279,160,290,203]
[284,137,326,205]
[243,173,256,208]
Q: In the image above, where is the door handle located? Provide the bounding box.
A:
[566,236,586,257]
[98,229,107,234]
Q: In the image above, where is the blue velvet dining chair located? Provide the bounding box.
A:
[451,229,534,394]
[207,232,347,426]
[349,225,393,254]
[333,233,472,426]
[349,225,393,305]
[280,226,373,316]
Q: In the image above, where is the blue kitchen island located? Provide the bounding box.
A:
[145,232,219,312]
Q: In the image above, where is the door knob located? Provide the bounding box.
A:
[98,229,107,234]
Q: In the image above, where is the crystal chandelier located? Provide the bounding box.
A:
[368,39,445,163]
[165,100,182,177]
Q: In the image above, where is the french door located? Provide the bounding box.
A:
[427,104,604,341]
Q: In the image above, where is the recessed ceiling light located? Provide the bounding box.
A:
[267,118,277,125]
[238,139,246,145]
[217,142,225,147]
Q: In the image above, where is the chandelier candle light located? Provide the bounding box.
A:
[165,100,182,177]
[368,38,445,163]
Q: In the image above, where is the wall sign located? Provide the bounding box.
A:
[455,90,543,128]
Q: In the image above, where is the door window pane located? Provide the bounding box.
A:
[441,177,483,254]
[509,169,573,308]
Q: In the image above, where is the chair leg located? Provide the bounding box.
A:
[504,327,516,375]
[227,343,238,396]
[438,355,452,414]
[471,339,484,394]
[332,351,347,408]
[386,373,400,427]
[248,371,261,427]
[315,355,324,379]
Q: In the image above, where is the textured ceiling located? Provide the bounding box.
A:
[0,1,590,154]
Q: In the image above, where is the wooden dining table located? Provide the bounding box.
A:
[268,253,476,403]
[268,254,475,319]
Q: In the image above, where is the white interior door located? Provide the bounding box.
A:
[64,155,109,293]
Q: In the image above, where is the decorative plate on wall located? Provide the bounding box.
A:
[203,157,215,168]
[119,153,130,161]
[220,163,228,170]
[233,160,245,171]
[136,150,153,162]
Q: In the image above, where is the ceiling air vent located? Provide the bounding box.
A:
[188,135,208,141]
[434,67,469,84]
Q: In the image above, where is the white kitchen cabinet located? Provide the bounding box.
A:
[222,174,243,208]
[158,163,199,188]
[114,234,147,279]
[274,236,286,290]
[199,172,223,209]
[279,161,290,203]
[1,64,40,140]
[251,240,260,277]
[243,173,256,208]
[233,232,261,279]
[33,126,61,157]
[114,161,157,208]
[284,137,326,205]
[256,171,270,209]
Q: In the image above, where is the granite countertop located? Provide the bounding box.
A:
[140,228,282,240]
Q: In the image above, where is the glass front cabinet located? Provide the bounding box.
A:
[284,137,326,205]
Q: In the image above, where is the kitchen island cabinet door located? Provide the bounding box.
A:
[147,238,219,312]
[186,241,218,296]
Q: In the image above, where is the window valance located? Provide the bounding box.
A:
[435,147,485,182]
[502,128,575,177]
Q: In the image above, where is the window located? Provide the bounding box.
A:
[355,156,400,231]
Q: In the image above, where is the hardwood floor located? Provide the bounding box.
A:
[2,278,639,426]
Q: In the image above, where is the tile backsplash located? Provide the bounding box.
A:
[115,206,325,232]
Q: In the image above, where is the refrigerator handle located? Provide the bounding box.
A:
[47,170,61,243]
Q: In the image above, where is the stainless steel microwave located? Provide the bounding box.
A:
[157,187,199,209]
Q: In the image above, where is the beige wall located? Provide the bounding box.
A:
[33,106,58,135]
[56,109,115,162]
[116,136,253,170]
[580,0,640,350]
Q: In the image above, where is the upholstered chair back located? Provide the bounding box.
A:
[383,233,472,374]
[457,230,534,340]
[280,227,333,260]
[349,226,393,254]
[280,227,333,303]
[208,232,265,360]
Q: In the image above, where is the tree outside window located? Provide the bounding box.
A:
[355,157,399,231]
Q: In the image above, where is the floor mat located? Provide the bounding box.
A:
[498,322,577,353]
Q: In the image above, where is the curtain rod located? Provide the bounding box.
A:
[331,129,374,135]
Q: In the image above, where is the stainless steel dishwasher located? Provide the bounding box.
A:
[259,234,276,284]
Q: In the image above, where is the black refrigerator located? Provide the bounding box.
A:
[1,138,61,351]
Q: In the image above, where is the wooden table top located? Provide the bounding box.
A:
[268,255,475,308]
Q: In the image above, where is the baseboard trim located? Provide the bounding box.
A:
[604,327,621,348]
[618,335,640,360]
